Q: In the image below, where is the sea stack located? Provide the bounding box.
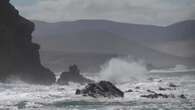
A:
[57,64,92,85]
[0,0,56,85]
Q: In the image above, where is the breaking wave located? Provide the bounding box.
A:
[0,58,195,109]
[98,56,149,84]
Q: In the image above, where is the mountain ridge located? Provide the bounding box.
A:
[33,19,195,42]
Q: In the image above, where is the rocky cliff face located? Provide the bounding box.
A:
[0,0,56,85]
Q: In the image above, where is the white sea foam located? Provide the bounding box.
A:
[0,73,194,109]
[0,57,195,109]
[98,56,148,84]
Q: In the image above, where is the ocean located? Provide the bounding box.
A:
[0,58,195,110]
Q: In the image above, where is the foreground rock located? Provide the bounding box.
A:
[57,64,92,85]
[0,0,56,85]
[75,81,124,98]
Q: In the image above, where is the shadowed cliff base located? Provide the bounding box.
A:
[0,0,56,85]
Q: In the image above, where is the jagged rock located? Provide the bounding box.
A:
[75,81,124,98]
[57,64,92,85]
[0,0,56,85]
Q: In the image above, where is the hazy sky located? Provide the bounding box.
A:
[11,0,195,26]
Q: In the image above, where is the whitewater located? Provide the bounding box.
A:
[0,57,195,110]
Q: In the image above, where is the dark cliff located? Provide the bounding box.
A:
[0,0,56,85]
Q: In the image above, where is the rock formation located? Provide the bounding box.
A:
[57,64,92,85]
[0,0,56,85]
[75,81,124,98]
[141,93,175,99]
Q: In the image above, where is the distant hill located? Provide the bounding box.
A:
[32,20,195,72]
[33,20,195,42]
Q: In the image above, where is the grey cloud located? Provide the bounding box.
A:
[15,0,195,26]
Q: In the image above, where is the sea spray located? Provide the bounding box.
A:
[98,56,149,84]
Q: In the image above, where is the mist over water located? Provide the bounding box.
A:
[98,56,149,84]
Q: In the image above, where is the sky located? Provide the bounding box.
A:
[11,0,195,26]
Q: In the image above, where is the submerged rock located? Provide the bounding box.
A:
[0,0,56,85]
[75,81,124,98]
[57,64,92,85]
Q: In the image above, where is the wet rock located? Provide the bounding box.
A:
[75,81,124,98]
[168,83,178,88]
[158,87,172,91]
[141,93,174,99]
[57,64,93,85]
[125,89,133,93]
[0,0,56,85]
[158,87,166,91]
[142,90,175,99]
[179,94,187,99]
[75,89,81,95]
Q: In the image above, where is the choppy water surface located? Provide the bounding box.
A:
[0,71,195,110]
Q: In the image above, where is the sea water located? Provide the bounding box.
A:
[0,57,195,110]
